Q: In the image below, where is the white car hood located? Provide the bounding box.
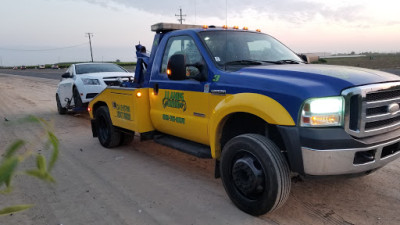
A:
[80,72,134,79]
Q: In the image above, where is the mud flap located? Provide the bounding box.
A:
[91,119,98,137]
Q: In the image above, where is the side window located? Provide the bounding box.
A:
[160,36,204,79]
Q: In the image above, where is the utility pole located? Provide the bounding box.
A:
[86,33,94,62]
[175,7,186,24]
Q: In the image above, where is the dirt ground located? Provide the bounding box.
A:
[0,73,399,225]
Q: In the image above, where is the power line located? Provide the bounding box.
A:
[175,7,186,24]
[0,42,88,52]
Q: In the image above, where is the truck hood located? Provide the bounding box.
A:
[239,64,400,90]
[228,64,400,121]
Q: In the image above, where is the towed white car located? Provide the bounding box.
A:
[56,63,134,114]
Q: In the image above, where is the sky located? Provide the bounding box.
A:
[0,0,399,66]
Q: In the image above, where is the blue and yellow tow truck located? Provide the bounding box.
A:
[88,23,400,215]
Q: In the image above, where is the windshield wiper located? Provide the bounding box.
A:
[272,59,301,64]
[224,60,263,66]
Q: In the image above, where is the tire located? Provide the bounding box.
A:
[220,134,291,216]
[56,94,67,115]
[73,87,83,108]
[119,132,134,146]
[95,106,121,148]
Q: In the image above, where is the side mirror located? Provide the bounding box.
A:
[298,54,309,63]
[167,54,186,80]
[61,72,71,78]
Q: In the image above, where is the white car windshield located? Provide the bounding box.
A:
[75,64,127,74]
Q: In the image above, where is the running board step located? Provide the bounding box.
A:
[154,134,212,158]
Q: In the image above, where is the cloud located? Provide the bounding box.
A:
[79,0,368,25]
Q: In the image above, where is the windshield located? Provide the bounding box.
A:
[199,31,303,68]
[75,63,127,74]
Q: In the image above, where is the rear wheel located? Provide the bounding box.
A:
[95,106,121,148]
[56,94,67,114]
[220,134,291,216]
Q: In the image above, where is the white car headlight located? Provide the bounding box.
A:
[300,96,344,127]
[82,78,100,85]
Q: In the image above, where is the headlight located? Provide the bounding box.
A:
[300,96,344,127]
[82,78,100,85]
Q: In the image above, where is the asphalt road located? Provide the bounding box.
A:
[0,68,65,80]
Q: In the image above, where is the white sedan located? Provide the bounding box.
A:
[56,63,134,114]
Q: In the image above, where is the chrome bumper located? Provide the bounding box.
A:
[302,137,400,175]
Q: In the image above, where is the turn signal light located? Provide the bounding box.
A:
[166,69,171,75]
[136,91,142,97]
[87,107,91,112]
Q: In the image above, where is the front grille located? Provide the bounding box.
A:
[86,93,98,98]
[104,80,122,86]
[103,76,133,86]
[342,82,400,138]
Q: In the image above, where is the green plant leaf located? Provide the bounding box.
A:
[0,204,33,215]
[25,170,44,179]
[4,140,25,159]
[0,158,18,187]
[25,170,55,183]
[36,155,46,173]
[47,132,59,171]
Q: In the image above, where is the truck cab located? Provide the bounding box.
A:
[88,23,400,216]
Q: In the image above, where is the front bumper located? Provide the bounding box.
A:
[278,126,400,176]
[301,138,400,175]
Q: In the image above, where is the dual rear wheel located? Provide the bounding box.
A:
[95,106,134,148]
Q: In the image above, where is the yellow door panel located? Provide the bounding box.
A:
[150,89,209,145]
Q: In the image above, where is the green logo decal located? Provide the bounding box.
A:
[162,91,187,111]
[115,103,131,120]
[212,75,220,82]
[163,114,185,124]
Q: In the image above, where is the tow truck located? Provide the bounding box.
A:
[88,23,400,215]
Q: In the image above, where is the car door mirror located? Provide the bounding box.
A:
[298,54,309,63]
[167,54,186,80]
[61,72,71,78]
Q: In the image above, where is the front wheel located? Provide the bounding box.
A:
[95,106,121,148]
[220,134,291,216]
[56,94,67,114]
[73,87,83,108]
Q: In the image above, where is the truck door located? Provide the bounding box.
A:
[149,35,210,145]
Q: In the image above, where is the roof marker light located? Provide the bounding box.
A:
[243,26,248,30]
[256,29,261,32]
[233,25,239,30]
[222,25,228,29]
[202,25,208,29]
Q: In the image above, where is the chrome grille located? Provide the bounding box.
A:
[342,82,400,138]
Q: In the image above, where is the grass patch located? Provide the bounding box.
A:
[323,53,400,69]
